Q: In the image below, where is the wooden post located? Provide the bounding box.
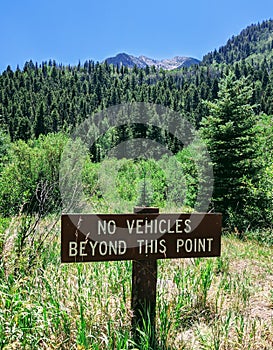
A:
[131,206,159,344]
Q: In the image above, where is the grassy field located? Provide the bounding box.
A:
[0,217,273,349]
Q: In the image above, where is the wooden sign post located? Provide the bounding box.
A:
[61,209,222,343]
[131,207,159,344]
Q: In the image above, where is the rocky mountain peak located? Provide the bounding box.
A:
[104,53,200,70]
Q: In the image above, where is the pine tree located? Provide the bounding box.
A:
[136,160,154,207]
[17,116,32,140]
[34,102,46,138]
[201,73,260,230]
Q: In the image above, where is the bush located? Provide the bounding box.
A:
[0,132,68,216]
[81,152,200,212]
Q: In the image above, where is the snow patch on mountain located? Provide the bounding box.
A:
[104,53,200,70]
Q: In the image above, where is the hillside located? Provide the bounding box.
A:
[0,19,273,146]
[1,20,273,144]
[202,19,273,65]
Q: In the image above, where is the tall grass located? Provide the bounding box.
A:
[0,219,273,349]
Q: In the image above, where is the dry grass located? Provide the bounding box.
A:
[164,236,273,350]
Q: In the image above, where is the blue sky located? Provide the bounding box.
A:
[1,0,273,72]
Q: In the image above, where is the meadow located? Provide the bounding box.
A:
[0,214,272,349]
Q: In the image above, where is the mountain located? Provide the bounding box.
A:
[202,19,273,65]
[104,53,200,70]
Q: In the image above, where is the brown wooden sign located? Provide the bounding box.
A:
[61,213,222,263]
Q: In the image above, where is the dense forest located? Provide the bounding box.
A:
[203,19,273,64]
[0,19,273,233]
[1,49,273,141]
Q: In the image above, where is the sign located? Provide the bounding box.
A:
[61,213,222,263]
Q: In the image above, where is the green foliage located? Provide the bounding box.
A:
[0,216,10,255]
[174,144,211,210]
[244,228,273,246]
[203,19,273,65]
[134,159,166,207]
[82,158,166,212]
[0,128,11,172]
[81,153,203,213]
[201,73,262,230]
[0,132,68,216]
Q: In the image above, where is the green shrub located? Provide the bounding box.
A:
[0,132,68,216]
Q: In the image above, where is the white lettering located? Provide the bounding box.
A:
[69,242,78,256]
[145,240,153,254]
[137,239,145,254]
[79,241,87,256]
[107,240,127,255]
[99,242,108,255]
[167,220,175,233]
[159,219,167,234]
[159,239,167,254]
[176,238,214,253]
[184,219,192,233]
[98,220,106,235]
[144,219,153,234]
[176,239,184,252]
[207,238,213,252]
[127,220,134,234]
[118,240,127,255]
[185,239,193,252]
[108,220,116,234]
[137,239,167,255]
[198,238,206,252]
[126,218,193,235]
[98,220,116,235]
[108,240,117,255]
[136,220,144,234]
[89,241,98,256]
[176,219,184,233]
